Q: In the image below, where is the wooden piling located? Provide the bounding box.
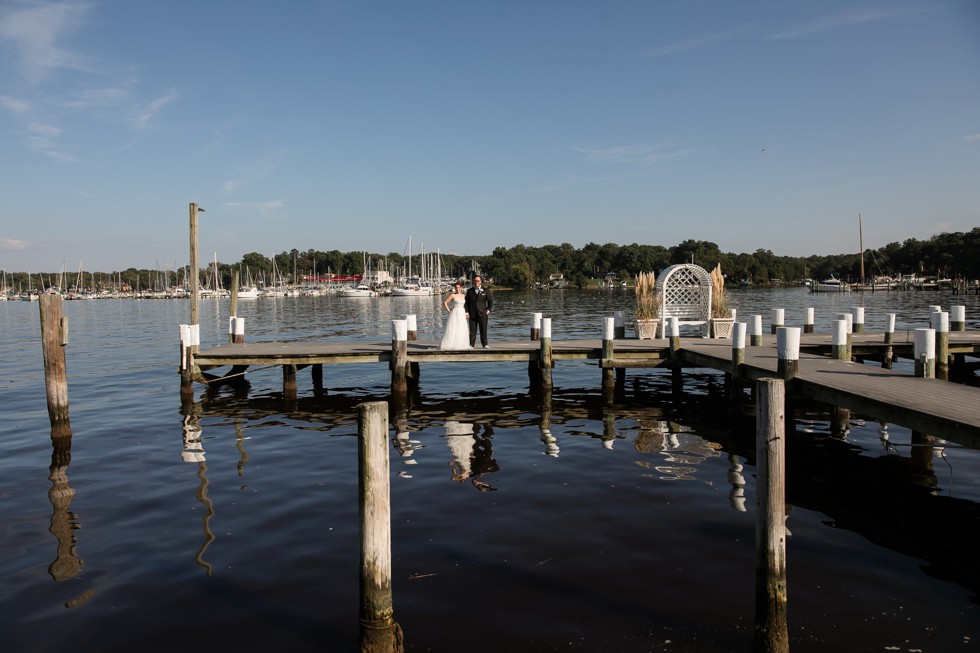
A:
[282,364,297,399]
[613,311,625,385]
[229,268,239,337]
[189,202,201,328]
[601,317,615,391]
[391,320,408,397]
[950,305,966,332]
[405,315,420,384]
[836,313,853,361]
[752,378,789,653]
[931,312,949,381]
[803,307,814,334]
[528,313,543,383]
[751,315,763,347]
[539,318,553,390]
[776,327,800,381]
[883,313,895,369]
[530,312,542,341]
[357,402,398,634]
[832,320,848,361]
[730,322,746,411]
[770,308,784,335]
[851,306,865,333]
[40,293,70,423]
[913,328,935,379]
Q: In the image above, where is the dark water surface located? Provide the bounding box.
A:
[2,288,978,652]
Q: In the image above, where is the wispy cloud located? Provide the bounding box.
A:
[225,200,287,220]
[131,90,178,128]
[25,121,75,160]
[0,95,34,114]
[965,133,980,142]
[643,26,748,58]
[0,238,31,251]
[0,0,92,84]
[573,144,697,165]
[769,6,936,39]
[221,150,293,194]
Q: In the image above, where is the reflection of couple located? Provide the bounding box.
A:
[439,276,492,350]
[445,421,499,491]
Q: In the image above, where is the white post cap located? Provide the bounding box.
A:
[603,316,615,340]
[913,328,935,359]
[392,319,408,341]
[541,317,552,339]
[777,327,801,361]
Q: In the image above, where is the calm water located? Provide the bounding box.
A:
[2,287,979,652]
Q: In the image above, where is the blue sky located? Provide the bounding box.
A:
[1,0,978,273]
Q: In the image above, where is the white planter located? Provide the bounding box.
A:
[711,317,736,339]
[636,319,660,340]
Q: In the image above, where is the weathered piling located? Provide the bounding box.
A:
[951,305,966,332]
[539,318,553,390]
[178,323,200,400]
[189,202,201,328]
[730,322,747,410]
[883,313,896,369]
[530,312,542,341]
[405,315,420,383]
[803,307,814,334]
[753,378,789,653]
[913,328,935,379]
[357,402,402,652]
[391,320,408,396]
[751,315,763,347]
[835,312,853,360]
[39,293,70,423]
[229,268,239,334]
[832,319,848,361]
[528,313,543,384]
[232,317,245,345]
[282,364,297,399]
[851,306,865,334]
[776,327,800,381]
[601,317,615,392]
[931,312,949,381]
[613,311,625,385]
[770,308,784,335]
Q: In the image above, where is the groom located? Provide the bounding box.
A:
[465,275,493,349]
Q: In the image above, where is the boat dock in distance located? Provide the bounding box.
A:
[187,322,980,450]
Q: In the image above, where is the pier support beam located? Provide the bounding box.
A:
[753,378,789,653]
[282,364,297,400]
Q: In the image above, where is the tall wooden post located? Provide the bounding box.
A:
[613,311,625,385]
[729,322,747,411]
[405,314,419,384]
[753,378,789,653]
[40,293,70,423]
[357,402,403,652]
[229,268,239,342]
[189,202,200,329]
[539,318,553,391]
[391,320,408,397]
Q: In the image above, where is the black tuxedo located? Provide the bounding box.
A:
[465,284,492,347]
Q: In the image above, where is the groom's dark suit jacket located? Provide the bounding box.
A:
[464,285,492,318]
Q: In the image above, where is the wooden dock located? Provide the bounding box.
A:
[191,332,980,448]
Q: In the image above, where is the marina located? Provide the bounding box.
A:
[3,288,979,652]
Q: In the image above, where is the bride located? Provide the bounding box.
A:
[439,281,471,350]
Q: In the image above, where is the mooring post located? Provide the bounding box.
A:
[930,312,949,381]
[913,328,935,379]
[229,268,239,340]
[776,327,800,381]
[357,401,402,651]
[770,308,784,335]
[729,322,747,410]
[530,312,542,341]
[883,313,895,369]
[752,378,789,653]
[539,318,554,390]
[39,293,70,423]
[751,315,763,347]
[282,364,297,399]
[851,306,865,334]
[232,317,245,345]
[832,319,848,361]
[950,305,966,332]
[405,314,419,384]
[835,312,853,360]
[613,311,625,385]
[391,319,408,397]
[189,202,200,329]
[803,307,814,334]
[528,312,542,382]
[601,317,615,391]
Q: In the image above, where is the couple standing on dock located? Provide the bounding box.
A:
[440,275,493,350]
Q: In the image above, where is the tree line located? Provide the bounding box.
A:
[6,228,978,292]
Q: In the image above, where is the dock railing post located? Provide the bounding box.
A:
[40,293,70,423]
[530,312,542,341]
[730,322,747,410]
[930,312,949,381]
[528,313,543,384]
[357,401,403,651]
[405,314,419,384]
[883,313,895,369]
[613,311,625,385]
[229,268,239,341]
[950,305,966,332]
[770,308,784,335]
[601,317,615,391]
[851,306,865,334]
[776,327,800,381]
[803,307,814,334]
[835,312,853,361]
[832,320,848,361]
[753,378,789,653]
[539,318,553,390]
[913,328,935,379]
[751,315,763,347]
[391,320,408,396]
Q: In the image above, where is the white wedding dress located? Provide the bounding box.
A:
[439,297,471,350]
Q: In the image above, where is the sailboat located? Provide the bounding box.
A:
[391,236,434,296]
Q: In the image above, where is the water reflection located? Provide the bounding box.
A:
[48,420,82,582]
[444,421,499,491]
[632,420,722,481]
[180,401,216,575]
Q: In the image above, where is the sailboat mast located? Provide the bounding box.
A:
[858,212,865,285]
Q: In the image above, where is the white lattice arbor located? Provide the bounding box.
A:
[656,264,713,338]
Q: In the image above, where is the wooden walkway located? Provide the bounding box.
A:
[192,333,980,448]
